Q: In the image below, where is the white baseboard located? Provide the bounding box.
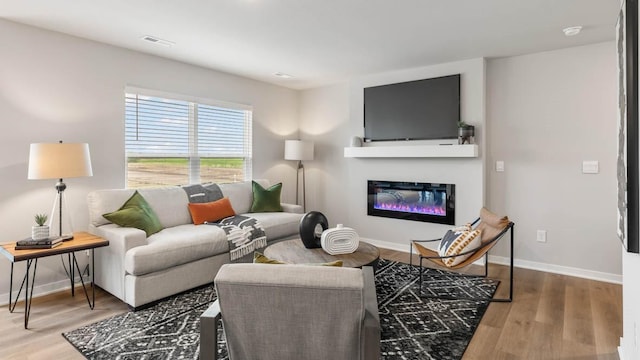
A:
[618,337,625,360]
[488,255,622,284]
[618,336,639,360]
[0,275,90,307]
[364,237,622,284]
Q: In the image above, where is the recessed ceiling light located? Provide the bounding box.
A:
[140,35,175,47]
[563,26,582,37]
[275,72,293,79]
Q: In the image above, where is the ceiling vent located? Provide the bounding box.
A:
[140,35,175,47]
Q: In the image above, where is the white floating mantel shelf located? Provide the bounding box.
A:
[343,144,478,158]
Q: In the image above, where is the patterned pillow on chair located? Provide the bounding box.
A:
[438,229,482,267]
[437,223,471,255]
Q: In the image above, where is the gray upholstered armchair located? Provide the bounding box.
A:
[200,263,380,360]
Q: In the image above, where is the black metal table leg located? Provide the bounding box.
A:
[7,271,33,329]
[9,261,30,313]
[9,262,13,311]
[69,253,74,297]
[71,253,94,309]
[24,259,37,329]
[92,249,95,307]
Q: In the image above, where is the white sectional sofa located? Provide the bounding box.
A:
[87,179,303,308]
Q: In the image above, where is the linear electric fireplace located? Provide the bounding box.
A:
[368,180,455,225]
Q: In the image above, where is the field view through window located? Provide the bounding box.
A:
[127,157,244,188]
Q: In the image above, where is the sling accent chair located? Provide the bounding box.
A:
[409,207,514,302]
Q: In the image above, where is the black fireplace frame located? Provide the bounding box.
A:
[367,180,455,225]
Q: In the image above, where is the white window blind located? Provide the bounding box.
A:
[125,91,252,188]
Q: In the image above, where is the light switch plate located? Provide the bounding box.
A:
[496,161,505,172]
[582,161,599,174]
[536,230,547,243]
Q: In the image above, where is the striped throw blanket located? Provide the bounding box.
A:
[207,215,267,261]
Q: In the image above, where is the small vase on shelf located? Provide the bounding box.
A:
[458,121,475,145]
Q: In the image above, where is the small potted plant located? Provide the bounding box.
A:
[458,121,475,144]
[32,213,49,240]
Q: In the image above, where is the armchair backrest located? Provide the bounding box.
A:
[214,263,376,360]
[475,207,510,244]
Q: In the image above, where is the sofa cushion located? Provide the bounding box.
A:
[124,224,229,276]
[220,179,270,214]
[188,197,236,225]
[102,191,163,237]
[138,187,192,228]
[250,181,283,212]
[88,189,136,227]
[242,212,303,240]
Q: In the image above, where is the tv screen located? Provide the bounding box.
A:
[364,74,460,141]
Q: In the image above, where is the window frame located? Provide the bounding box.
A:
[124,86,253,188]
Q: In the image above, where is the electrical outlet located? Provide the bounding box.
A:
[536,230,547,243]
[496,161,505,172]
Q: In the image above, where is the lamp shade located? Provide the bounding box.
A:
[284,140,314,161]
[28,142,93,179]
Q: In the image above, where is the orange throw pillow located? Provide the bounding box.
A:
[188,198,236,225]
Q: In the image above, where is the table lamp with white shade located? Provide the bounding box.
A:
[28,141,93,240]
[284,140,314,212]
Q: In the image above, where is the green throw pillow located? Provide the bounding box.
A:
[253,252,343,267]
[102,191,163,237]
[250,181,283,213]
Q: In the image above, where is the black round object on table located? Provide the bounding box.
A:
[299,211,328,249]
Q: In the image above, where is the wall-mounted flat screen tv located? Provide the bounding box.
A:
[364,74,460,141]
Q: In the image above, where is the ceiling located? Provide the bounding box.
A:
[1,0,621,90]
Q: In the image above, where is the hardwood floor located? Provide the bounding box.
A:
[380,249,623,360]
[0,249,622,359]
[0,287,128,360]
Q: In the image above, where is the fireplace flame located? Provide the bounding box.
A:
[373,203,446,216]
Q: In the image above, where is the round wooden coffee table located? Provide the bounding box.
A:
[264,239,380,268]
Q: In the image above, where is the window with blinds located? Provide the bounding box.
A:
[125,91,252,188]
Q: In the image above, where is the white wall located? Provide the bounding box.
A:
[301,58,486,249]
[620,6,640,358]
[0,19,299,301]
[301,43,621,282]
[299,83,352,223]
[486,42,620,279]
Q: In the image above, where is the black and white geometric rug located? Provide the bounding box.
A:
[63,259,498,360]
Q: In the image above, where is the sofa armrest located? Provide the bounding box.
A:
[89,224,148,301]
[201,300,222,360]
[362,266,381,360]
[281,203,303,214]
[89,224,147,256]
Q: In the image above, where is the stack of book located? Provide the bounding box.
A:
[15,236,63,250]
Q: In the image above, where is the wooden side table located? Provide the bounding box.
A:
[0,232,109,328]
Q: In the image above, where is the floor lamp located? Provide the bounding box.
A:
[28,141,93,240]
[284,140,314,212]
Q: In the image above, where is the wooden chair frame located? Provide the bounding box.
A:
[409,218,515,302]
